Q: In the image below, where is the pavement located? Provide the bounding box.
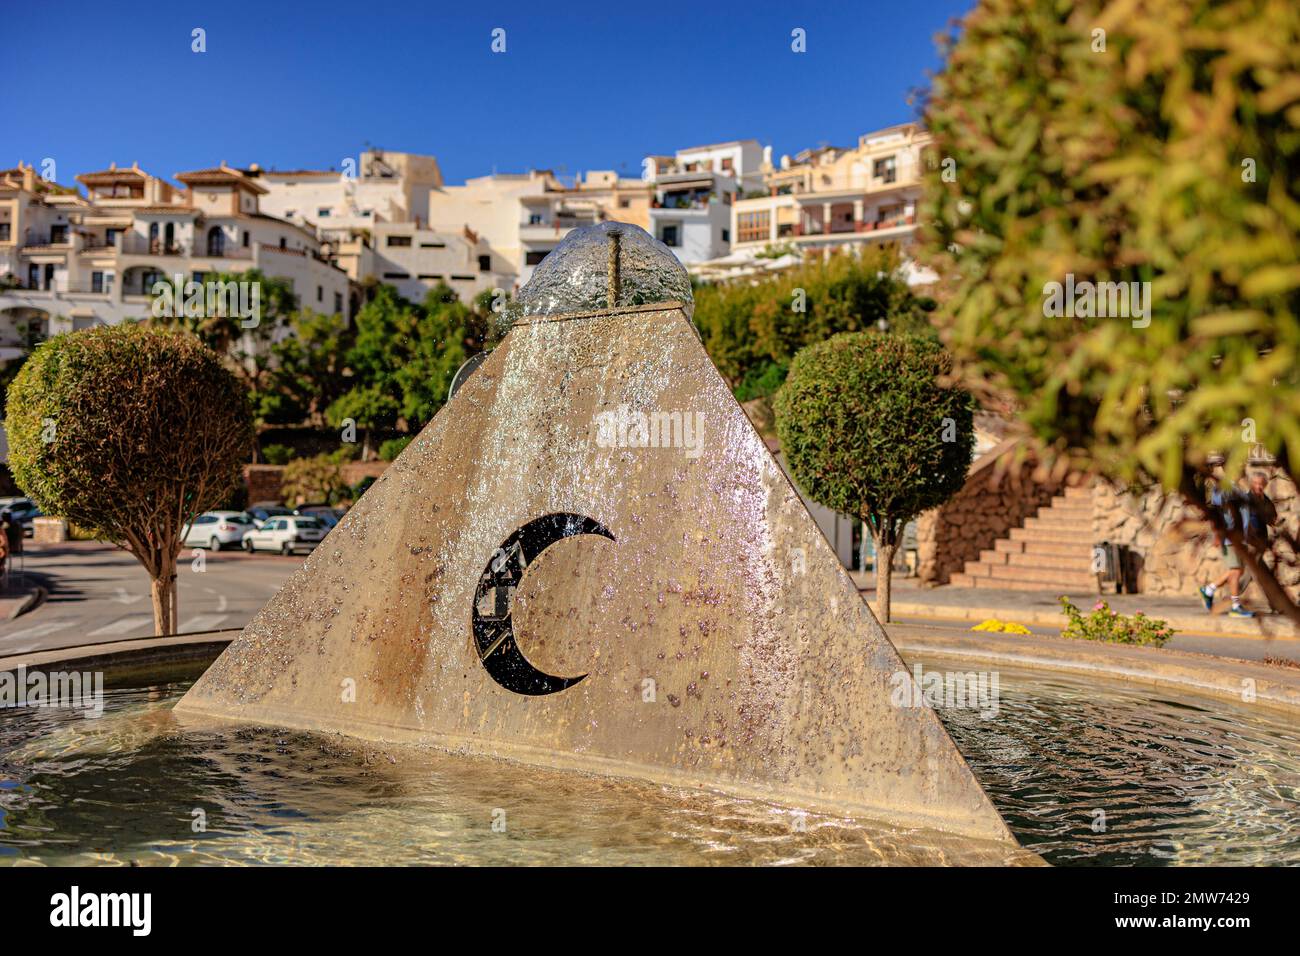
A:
[0,540,300,656]
[853,572,1300,663]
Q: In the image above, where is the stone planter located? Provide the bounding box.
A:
[31,516,68,544]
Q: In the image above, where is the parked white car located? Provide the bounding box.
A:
[182,511,255,550]
[241,515,327,555]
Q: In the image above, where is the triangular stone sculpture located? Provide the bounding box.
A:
[177,300,1016,843]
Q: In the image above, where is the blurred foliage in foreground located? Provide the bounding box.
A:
[920,0,1300,491]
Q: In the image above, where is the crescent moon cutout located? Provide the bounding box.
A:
[471,513,615,696]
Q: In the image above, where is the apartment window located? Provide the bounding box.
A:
[420,241,446,248]
[206,226,226,257]
[27,264,38,289]
[451,274,474,281]
[721,228,730,243]
[317,285,323,302]
[478,254,491,272]
[737,211,771,244]
[50,224,68,244]
[0,223,10,241]
[285,209,296,218]
[383,271,410,279]
[877,204,903,224]
[619,198,631,208]
[660,225,680,248]
[721,157,734,172]
[525,251,548,266]
[242,231,250,247]
[528,214,543,225]
[91,271,104,293]
[279,237,287,249]
[105,228,121,246]
[417,274,443,280]
[874,156,897,184]
[387,235,412,247]
[317,207,332,218]
[334,292,343,314]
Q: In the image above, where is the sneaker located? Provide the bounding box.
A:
[1198,586,1214,611]
[1229,606,1256,618]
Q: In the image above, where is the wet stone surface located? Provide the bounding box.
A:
[518,222,693,319]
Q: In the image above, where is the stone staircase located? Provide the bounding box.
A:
[949,486,1098,592]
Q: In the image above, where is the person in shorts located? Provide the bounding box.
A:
[1199,470,1254,617]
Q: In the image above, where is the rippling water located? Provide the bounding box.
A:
[931,660,1300,866]
[1,663,1296,866]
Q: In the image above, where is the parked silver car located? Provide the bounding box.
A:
[241,515,327,555]
[182,511,255,550]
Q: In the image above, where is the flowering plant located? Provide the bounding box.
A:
[1058,597,1173,647]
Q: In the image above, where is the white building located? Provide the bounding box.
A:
[426,170,650,286]
[728,124,932,259]
[0,162,352,344]
[641,140,765,265]
[249,150,442,244]
[337,221,516,306]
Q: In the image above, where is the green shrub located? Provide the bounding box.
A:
[693,250,935,392]
[280,449,353,505]
[379,436,413,461]
[1058,598,1174,647]
[261,443,294,465]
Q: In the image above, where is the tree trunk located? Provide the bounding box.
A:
[874,531,896,624]
[150,572,172,636]
[168,553,179,635]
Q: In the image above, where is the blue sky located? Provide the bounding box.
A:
[11,0,972,188]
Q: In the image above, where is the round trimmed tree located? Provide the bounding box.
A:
[7,324,254,635]
[775,332,973,622]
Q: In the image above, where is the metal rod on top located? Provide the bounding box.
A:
[607,229,621,308]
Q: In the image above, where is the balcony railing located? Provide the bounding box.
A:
[792,214,916,238]
[520,215,599,231]
[194,245,253,260]
[122,236,187,256]
[21,234,72,249]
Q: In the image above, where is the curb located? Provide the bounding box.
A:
[864,598,1300,642]
[889,626,1300,716]
[0,628,240,687]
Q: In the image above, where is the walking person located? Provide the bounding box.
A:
[1198,470,1255,617]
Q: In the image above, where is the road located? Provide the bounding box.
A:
[0,541,300,655]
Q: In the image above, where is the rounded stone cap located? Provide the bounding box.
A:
[518,222,694,320]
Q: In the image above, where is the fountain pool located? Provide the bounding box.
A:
[2,657,1295,866]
